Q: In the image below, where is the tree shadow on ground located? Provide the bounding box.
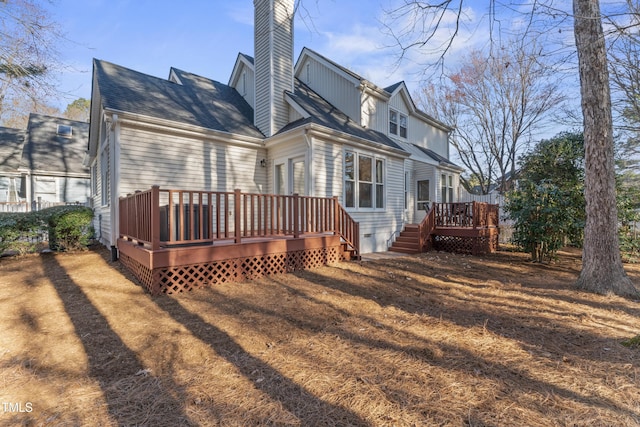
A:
[152,294,370,426]
[296,263,640,368]
[43,253,193,426]
[177,272,640,424]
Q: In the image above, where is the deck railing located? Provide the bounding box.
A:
[418,203,437,251]
[434,201,499,229]
[336,202,360,258]
[119,186,360,256]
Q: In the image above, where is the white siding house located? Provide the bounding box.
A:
[0,114,90,212]
[88,0,463,256]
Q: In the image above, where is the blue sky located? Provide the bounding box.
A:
[51,0,499,110]
[52,1,401,109]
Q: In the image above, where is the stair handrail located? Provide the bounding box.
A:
[334,197,360,258]
[417,202,437,252]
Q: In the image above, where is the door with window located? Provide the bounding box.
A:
[274,157,306,196]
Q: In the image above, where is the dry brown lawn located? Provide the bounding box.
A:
[0,246,639,426]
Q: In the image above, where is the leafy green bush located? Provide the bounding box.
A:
[47,206,94,251]
[0,212,45,254]
[0,205,94,254]
[620,231,640,262]
[504,132,585,262]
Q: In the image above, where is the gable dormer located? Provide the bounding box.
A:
[168,68,183,85]
[387,82,413,140]
[229,53,255,109]
[295,48,363,125]
[254,0,294,138]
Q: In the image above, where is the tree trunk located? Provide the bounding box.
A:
[573,0,639,297]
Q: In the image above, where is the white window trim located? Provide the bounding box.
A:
[344,149,386,212]
[389,108,408,139]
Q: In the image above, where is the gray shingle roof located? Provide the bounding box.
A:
[384,82,404,93]
[0,127,26,173]
[413,144,462,170]
[23,114,89,174]
[282,79,405,152]
[93,59,263,139]
[239,53,254,65]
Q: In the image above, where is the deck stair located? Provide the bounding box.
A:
[388,202,500,256]
[389,224,421,254]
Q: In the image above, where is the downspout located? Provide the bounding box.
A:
[304,128,313,196]
[25,171,32,211]
[109,114,120,260]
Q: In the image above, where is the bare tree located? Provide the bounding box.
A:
[417,75,498,194]
[385,0,638,297]
[0,0,62,126]
[608,0,640,170]
[417,44,564,194]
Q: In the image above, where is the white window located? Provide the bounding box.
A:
[91,163,98,195]
[399,114,408,138]
[375,158,384,209]
[57,124,72,138]
[440,174,454,203]
[344,152,355,208]
[344,150,385,210]
[389,109,408,139]
[389,110,398,135]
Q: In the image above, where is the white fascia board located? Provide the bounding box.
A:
[361,82,391,101]
[294,48,362,87]
[389,82,417,114]
[415,110,454,133]
[308,124,409,158]
[389,82,453,132]
[27,171,90,179]
[265,123,408,158]
[439,162,465,173]
[103,109,265,148]
[228,53,255,87]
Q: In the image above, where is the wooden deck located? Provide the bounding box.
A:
[389,202,500,255]
[117,187,359,294]
[117,188,499,294]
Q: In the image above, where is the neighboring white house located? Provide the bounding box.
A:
[0,114,90,211]
[88,0,463,255]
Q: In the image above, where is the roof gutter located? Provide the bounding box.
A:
[102,108,265,148]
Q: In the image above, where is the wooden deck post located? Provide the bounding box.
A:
[234,189,242,244]
[150,185,160,251]
[472,201,478,229]
[293,193,300,238]
[333,196,340,235]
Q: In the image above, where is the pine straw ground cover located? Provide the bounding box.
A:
[0,247,639,426]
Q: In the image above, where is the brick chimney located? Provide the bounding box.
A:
[254,0,294,137]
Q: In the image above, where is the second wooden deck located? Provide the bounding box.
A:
[389,202,500,255]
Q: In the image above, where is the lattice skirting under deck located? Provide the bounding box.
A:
[433,234,499,255]
[120,245,341,295]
